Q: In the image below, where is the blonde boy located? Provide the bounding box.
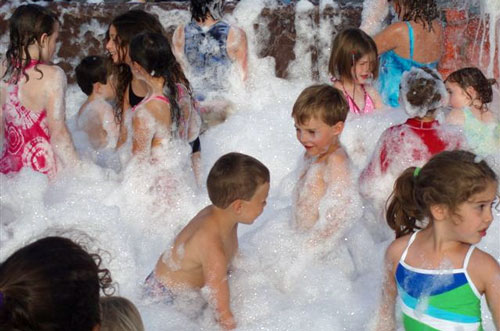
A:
[146,152,270,330]
[292,84,353,240]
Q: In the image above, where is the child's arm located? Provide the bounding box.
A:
[172,25,188,73]
[200,238,236,330]
[45,66,78,167]
[294,165,326,230]
[227,26,248,81]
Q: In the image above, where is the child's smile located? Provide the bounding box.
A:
[294,117,340,158]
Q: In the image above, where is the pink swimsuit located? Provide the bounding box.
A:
[0,61,57,177]
[332,78,375,114]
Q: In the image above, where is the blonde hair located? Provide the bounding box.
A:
[100,296,144,331]
[292,84,348,126]
[328,28,379,82]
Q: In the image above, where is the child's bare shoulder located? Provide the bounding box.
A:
[385,234,411,264]
[468,247,500,274]
[446,108,465,125]
[325,147,350,176]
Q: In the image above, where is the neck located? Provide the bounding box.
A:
[210,205,239,236]
[23,45,41,63]
[424,225,462,253]
[316,139,340,163]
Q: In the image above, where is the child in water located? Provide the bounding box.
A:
[374,0,442,107]
[292,84,360,242]
[375,150,500,330]
[360,67,462,223]
[329,28,383,114]
[0,4,77,178]
[445,67,499,156]
[75,55,119,151]
[145,152,270,330]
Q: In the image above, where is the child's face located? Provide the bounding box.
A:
[100,75,117,101]
[351,54,373,85]
[40,22,59,62]
[294,116,341,158]
[451,180,498,244]
[106,25,130,64]
[445,81,472,110]
[239,182,270,224]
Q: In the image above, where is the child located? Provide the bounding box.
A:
[75,55,119,150]
[100,296,145,331]
[145,152,270,330]
[329,28,383,114]
[374,0,442,107]
[375,150,500,330]
[0,4,77,178]
[445,67,499,156]
[0,236,113,331]
[291,84,359,241]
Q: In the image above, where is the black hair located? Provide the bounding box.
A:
[75,55,114,96]
[190,0,223,22]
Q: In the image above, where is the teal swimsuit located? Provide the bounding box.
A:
[378,22,439,107]
[396,231,483,330]
[462,108,499,156]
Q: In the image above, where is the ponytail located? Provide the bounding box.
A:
[386,167,424,238]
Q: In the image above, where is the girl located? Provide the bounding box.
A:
[0,4,77,178]
[359,67,462,222]
[0,236,113,331]
[329,28,383,114]
[374,0,443,107]
[445,67,499,156]
[375,150,500,330]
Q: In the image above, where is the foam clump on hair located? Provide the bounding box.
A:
[399,67,447,118]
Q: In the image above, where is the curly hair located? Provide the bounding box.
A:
[3,4,59,84]
[0,236,113,331]
[389,0,439,31]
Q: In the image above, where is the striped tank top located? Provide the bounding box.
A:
[396,231,483,330]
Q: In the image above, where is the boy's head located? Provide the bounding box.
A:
[76,55,116,100]
[292,84,348,157]
[100,296,144,331]
[207,153,270,220]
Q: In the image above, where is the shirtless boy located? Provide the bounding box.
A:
[146,152,270,330]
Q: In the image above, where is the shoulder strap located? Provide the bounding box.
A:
[400,231,419,262]
[405,22,414,60]
[151,95,170,104]
[463,245,475,269]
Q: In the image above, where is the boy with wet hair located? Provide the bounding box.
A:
[75,55,119,150]
[292,84,360,242]
[146,152,270,330]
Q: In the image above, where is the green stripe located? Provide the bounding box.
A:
[403,314,440,331]
[427,283,481,318]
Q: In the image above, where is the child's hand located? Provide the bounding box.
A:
[219,311,237,330]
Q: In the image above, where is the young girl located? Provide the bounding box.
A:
[0,4,77,178]
[0,236,113,331]
[445,67,499,156]
[374,0,443,107]
[100,296,145,331]
[329,28,383,114]
[359,67,462,224]
[375,150,500,330]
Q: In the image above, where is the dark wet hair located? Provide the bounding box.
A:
[75,55,115,96]
[389,0,439,31]
[130,32,192,131]
[0,236,113,331]
[329,27,379,81]
[190,0,223,22]
[445,67,497,111]
[207,152,270,209]
[3,4,59,84]
[386,150,497,238]
[401,67,444,115]
[107,9,165,121]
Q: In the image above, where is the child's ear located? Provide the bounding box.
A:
[465,86,478,100]
[430,204,449,222]
[93,82,102,94]
[332,121,344,135]
[39,33,49,48]
[230,200,243,214]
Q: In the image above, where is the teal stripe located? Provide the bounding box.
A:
[399,286,480,323]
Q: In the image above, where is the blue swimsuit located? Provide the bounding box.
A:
[378,22,439,107]
[184,20,231,97]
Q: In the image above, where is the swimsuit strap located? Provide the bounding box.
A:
[151,95,170,104]
[405,22,414,60]
[400,230,419,262]
[462,245,475,269]
[340,81,362,114]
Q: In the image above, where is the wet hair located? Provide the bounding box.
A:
[100,296,144,331]
[107,10,165,122]
[190,0,224,22]
[400,67,445,118]
[445,67,497,111]
[292,84,349,126]
[207,152,270,209]
[329,28,379,81]
[0,236,113,331]
[389,0,439,31]
[3,4,59,84]
[75,55,115,96]
[130,32,192,130]
[386,150,498,238]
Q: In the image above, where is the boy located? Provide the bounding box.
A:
[292,84,356,242]
[146,152,270,330]
[75,55,118,150]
